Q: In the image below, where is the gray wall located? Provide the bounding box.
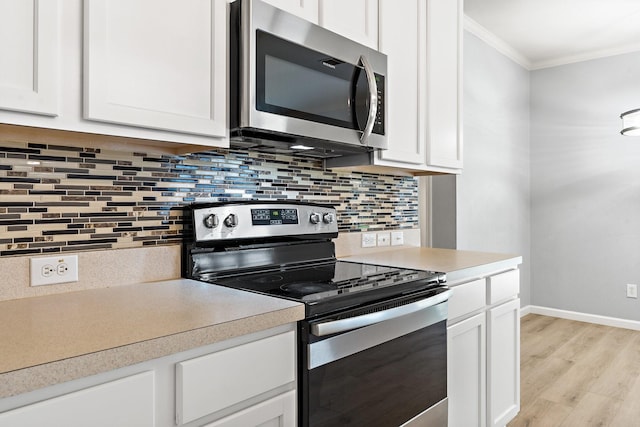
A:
[531,51,640,319]
[432,32,532,306]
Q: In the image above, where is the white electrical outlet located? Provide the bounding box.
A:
[30,255,79,287]
[377,232,391,247]
[627,284,638,299]
[391,231,404,246]
[361,232,377,248]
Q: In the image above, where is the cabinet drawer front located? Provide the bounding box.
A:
[448,279,486,321]
[487,270,520,305]
[176,331,296,424]
[0,371,154,427]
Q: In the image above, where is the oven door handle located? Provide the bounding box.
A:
[310,289,451,337]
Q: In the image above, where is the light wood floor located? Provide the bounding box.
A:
[508,314,640,427]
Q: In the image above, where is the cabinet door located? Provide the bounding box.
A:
[204,390,296,427]
[425,0,463,169]
[487,298,520,427]
[448,312,486,427]
[176,331,296,424]
[0,371,155,427]
[262,0,319,23]
[0,0,59,116]
[377,0,426,165]
[84,0,226,138]
[318,0,378,49]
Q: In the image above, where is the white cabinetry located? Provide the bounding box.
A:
[0,371,155,427]
[262,0,319,23]
[204,391,296,427]
[177,330,296,425]
[0,0,228,151]
[264,0,378,49]
[0,0,59,116]
[329,0,462,175]
[488,298,520,427]
[0,325,297,427]
[318,0,378,49]
[447,269,520,427]
[448,313,486,427]
[84,0,227,138]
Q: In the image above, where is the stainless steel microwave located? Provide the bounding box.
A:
[229,0,387,158]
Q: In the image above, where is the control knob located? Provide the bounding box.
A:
[203,214,218,229]
[309,212,321,225]
[224,213,238,228]
[322,212,335,224]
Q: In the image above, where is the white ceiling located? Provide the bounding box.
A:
[463,0,640,70]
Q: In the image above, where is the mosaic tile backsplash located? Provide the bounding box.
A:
[0,141,418,257]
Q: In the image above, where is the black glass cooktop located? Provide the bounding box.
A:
[195,260,445,317]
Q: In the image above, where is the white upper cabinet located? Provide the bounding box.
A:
[0,0,59,116]
[264,0,377,49]
[329,0,462,175]
[378,0,425,165]
[318,0,378,49]
[84,0,227,138]
[425,0,463,170]
[262,0,319,23]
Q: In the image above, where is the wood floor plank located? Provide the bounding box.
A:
[540,326,632,407]
[609,374,640,426]
[559,392,621,427]
[509,314,640,427]
[508,397,572,427]
[588,332,640,400]
[520,317,587,364]
[520,356,573,406]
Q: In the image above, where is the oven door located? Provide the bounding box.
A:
[300,289,450,427]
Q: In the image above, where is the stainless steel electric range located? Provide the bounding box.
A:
[183,201,450,427]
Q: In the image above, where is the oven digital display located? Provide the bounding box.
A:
[251,208,298,225]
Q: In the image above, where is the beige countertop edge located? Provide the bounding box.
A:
[0,304,304,399]
[339,247,522,283]
[0,278,305,399]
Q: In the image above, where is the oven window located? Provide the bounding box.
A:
[306,320,447,426]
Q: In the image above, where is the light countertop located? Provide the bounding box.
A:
[0,279,304,398]
[1,247,521,400]
[340,247,522,284]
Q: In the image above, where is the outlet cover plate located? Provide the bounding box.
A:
[30,255,79,287]
[362,233,377,248]
[377,232,391,247]
[391,231,404,246]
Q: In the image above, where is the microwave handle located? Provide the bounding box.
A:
[358,55,378,145]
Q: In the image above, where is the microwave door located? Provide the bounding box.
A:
[353,56,378,146]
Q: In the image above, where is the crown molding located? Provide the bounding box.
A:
[463,15,532,70]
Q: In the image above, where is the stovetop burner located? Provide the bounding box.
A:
[193,259,445,316]
[280,282,336,296]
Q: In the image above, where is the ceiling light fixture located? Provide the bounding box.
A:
[290,144,314,150]
[620,108,640,136]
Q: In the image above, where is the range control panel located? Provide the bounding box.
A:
[192,202,338,243]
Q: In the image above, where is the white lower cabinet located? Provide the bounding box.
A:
[203,390,296,427]
[448,312,486,427]
[0,325,297,427]
[176,330,296,425]
[0,371,155,427]
[447,269,520,427]
[487,298,520,427]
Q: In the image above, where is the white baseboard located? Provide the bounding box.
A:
[521,305,640,331]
